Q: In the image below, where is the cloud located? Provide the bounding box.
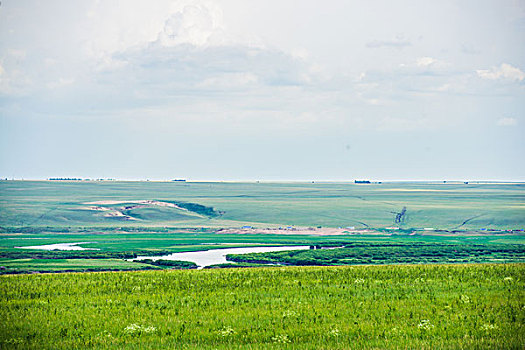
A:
[397,57,448,73]
[115,44,316,93]
[156,3,226,47]
[0,66,33,96]
[88,0,322,96]
[496,117,517,126]
[366,37,411,49]
[197,72,258,89]
[353,57,454,101]
[7,49,27,60]
[461,43,481,55]
[46,78,75,89]
[416,57,437,67]
[2,0,523,138]
[0,0,321,112]
[377,116,431,131]
[477,63,525,82]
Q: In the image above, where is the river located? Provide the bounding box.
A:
[134,245,309,268]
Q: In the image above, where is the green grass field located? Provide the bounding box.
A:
[1,264,523,349]
[1,180,524,230]
[0,181,524,348]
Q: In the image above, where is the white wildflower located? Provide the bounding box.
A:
[282,310,298,317]
[124,324,157,335]
[354,278,365,284]
[480,324,498,331]
[142,326,157,334]
[124,324,141,333]
[272,334,291,343]
[417,320,434,331]
[218,326,235,337]
[328,328,340,337]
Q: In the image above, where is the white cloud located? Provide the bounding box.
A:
[7,49,27,60]
[157,3,226,47]
[290,48,309,60]
[477,63,525,82]
[416,57,437,67]
[93,55,128,72]
[377,116,431,131]
[366,36,411,49]
[398,57,448,72]
[356,72,366,82]
[44,58,58,67]
[197,72,258,89]
[46,78,75,89]
[497,117,517,126]
[435,83,451,92]
[0,67,33,96]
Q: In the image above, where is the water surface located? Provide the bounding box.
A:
[15,242,99,251]
[135,246,309,268]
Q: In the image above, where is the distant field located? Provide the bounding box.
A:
[1,180,524,230]
[1,264,523,349]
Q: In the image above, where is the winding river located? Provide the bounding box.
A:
[135,246,309,268]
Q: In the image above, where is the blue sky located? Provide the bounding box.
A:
[0,0,524,181]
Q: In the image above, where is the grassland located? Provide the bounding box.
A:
[1,264,523,349]
[1,180,524,231]
[0,181,524,348]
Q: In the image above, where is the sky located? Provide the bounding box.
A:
[0,0,524,181]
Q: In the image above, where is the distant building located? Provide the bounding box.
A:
[354,180,371,184]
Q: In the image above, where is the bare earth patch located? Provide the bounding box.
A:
[84,200,187,211]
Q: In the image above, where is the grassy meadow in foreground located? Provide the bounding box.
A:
[1,264,523,349]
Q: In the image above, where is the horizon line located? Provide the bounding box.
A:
[1,178,525,184]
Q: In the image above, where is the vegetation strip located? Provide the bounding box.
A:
[227,243,525,266]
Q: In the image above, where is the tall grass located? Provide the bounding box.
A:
[1,264,523,349]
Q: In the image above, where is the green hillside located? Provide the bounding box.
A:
[1,181,524,230]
